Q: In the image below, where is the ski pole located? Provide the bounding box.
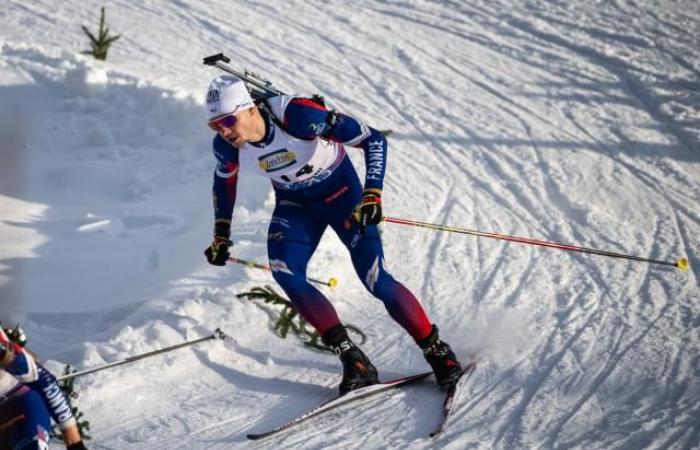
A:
[383,217,689,272]
[228,256,339,289]
[57,329,227,381]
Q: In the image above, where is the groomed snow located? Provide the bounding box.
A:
[1,1,698,448]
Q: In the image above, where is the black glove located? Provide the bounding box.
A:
[352,188,383,233]
[67,441,88,450]
[204,221,232,266]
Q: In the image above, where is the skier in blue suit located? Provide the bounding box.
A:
[0,327,86,449]
[203,75,463,393]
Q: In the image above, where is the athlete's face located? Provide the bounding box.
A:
[208,107,264,147]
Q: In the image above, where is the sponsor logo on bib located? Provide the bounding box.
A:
[258,150,297,172]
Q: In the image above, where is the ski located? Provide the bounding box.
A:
[246,371,433,440]
[430,361,478,438]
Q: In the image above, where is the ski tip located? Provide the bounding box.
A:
[246,433,265,441]
[677,257,689,272]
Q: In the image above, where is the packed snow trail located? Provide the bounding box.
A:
[1,0,698,448]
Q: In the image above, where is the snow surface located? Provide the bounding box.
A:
[1,0,699,448]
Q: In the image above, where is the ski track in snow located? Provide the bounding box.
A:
[1,0,699,448]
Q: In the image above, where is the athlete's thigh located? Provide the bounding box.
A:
[327,203,386,276]
[321,175,365,248]
[267,200,326,272]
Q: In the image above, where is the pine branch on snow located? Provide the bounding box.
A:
[237,285,366,353]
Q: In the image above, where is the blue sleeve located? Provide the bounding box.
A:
[281,97,332,139]
[26,364,76,430]
[283,98,387,190]
[212,135,239,224]
[3,351,35,381]
[355,127,386,191]
[326,114,387,191]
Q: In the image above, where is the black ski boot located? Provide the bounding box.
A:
[322,324,379,395]
[417,325,463,389]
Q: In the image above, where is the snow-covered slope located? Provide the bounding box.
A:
[1,1,698,448]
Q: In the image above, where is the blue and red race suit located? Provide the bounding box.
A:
[1,329,75,449]
[210,96,432,340]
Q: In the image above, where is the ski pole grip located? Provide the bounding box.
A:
[203,53,231,65]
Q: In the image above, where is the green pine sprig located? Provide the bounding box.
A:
[81,7,120,61]
[237,285,366,352]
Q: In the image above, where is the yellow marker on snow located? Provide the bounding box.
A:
[677,257,689,272]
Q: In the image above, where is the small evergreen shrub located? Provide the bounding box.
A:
[81,7,120,61]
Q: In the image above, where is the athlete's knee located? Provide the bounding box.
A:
[270,259,308,290]
[361,257,396,298]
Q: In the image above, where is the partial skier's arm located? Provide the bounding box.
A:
[1,329,78,432]
[205,135,239,265]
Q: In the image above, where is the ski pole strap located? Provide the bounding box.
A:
[383,217,688,271]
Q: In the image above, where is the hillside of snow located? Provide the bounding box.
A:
[1,1,698,448]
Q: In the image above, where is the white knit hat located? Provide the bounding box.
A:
[205,75,254,119]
